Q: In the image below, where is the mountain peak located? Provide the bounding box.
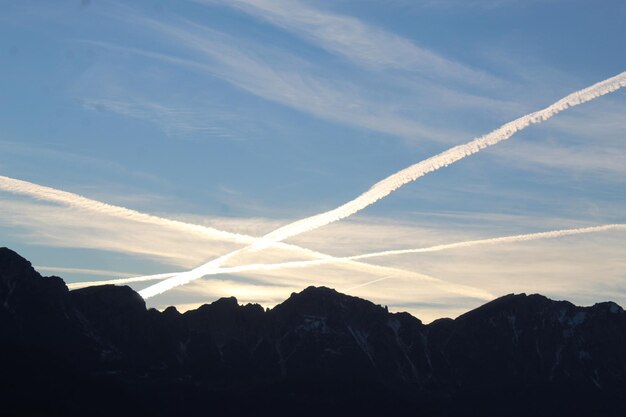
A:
[3,248,626,416]
[591,300,622,311]
[210,295,239,309]
[70,284,147,317]
[0,247,40,282]
[456,292,569,321]
[287,285,345,303]
[273,285,380,317]
[0,247,69,315]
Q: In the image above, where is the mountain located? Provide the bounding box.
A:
[1,247,625,417]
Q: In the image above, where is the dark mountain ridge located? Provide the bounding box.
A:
[1,247,625,416]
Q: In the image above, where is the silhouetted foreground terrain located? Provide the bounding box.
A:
[2,247,626,416]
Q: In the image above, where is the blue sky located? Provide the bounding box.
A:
[0,0,624,321]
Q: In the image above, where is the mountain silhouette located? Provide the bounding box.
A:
[1,247,625,416]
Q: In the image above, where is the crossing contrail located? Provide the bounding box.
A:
[76,223,623,294]
[139,71,626,299]
[146,223,626,272]
[0,174,427,282]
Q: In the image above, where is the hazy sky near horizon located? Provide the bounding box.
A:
[0,0,625,322]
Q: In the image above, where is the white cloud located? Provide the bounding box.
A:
[92,22,448,141]
[0,190,626,321]
[548,97,626,143]
[0,198,232,268]
[488,96,626,179]
[3,193,623,322]
[198,0,499,85]
[81,9,521,143]
[0,140,167,187]
[492,141,626,179]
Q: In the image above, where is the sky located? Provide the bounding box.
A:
[0,0,625,322]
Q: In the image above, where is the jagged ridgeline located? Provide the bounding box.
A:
[2,247,626,417]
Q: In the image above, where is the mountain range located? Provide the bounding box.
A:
[2,247,625,416]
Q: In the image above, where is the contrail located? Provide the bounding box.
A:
[347,223,626,260]
[147,223,626,272]
[1,174,482,298]
[230,223,626,270]
[139,71,626,299]
[68,272,181,290]
[36,266,138,278]
[69,266,491,299]
[0,174,425,282]
[0,175,251,244]
[342,276,393,292]
[80,223,623,294]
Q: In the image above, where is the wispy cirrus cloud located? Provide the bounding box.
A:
[401,0,562,10]
[78,2,525,144]
[0,140,167,187]
[81,28,450,142]
[492,141,626,179]
[69,1,536,146]
[547,98,626,142]
[488,97,626,179]
[196,0,499,86]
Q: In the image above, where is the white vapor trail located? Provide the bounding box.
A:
[0,174,487,297]
[36,266,138,278]
[346,224,626,260]
[0,175,251,244]
[139,71,626,299]
[70,267,490,299]
[77,223,623,294]
[242,224,626,270]
[0,175,483,298]
[68,272,181,290]
[69,269,490,298]
[0,175,431,283]
[153,223,626,272]
[342,276,393,292]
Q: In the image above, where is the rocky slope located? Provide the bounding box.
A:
[1,247,625,416]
